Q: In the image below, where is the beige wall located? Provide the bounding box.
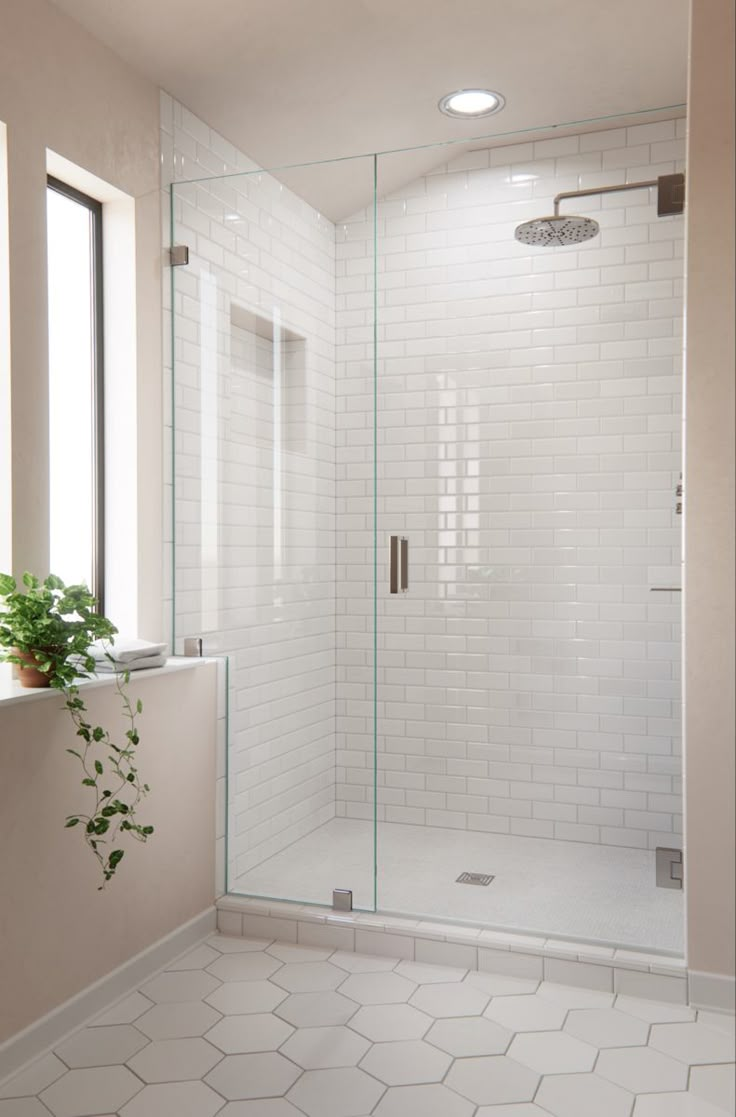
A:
[0,0,163,638]
[684,0,736,980]
[0,663,217,1042]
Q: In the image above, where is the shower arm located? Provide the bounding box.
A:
[552,178,658,216]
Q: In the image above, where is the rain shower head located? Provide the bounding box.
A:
[514,173,685,248]
[515,214,599,247]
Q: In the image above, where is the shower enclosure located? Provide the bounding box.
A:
[170,112,686,954]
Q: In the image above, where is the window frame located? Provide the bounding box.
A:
[46,175,105,611]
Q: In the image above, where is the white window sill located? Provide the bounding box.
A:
[0,657,215,708]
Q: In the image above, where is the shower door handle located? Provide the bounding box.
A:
[390,536,408,594]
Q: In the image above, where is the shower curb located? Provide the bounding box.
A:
[216,894,689,1005]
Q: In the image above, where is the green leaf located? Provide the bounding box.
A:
[94,760,103,775]
[136,699,143,714]
[65,818,79,827]
[0,573,16,596]
[82,778,96,787]
[108,849,125,869]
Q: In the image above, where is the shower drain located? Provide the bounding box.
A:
[456,871,494,886]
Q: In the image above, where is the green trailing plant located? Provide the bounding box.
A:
[0,572,154,887]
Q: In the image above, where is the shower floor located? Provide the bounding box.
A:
[232,818,684,954]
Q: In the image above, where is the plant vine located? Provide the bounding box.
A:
[63,665,154,888]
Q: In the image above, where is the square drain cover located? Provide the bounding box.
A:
[456,871,494,886]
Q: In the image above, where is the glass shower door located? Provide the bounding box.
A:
[171,155,378,910]
[372,130,685,952]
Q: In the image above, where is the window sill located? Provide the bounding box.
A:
[0,657,214,709]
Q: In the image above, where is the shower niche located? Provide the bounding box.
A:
[230,304,308,457]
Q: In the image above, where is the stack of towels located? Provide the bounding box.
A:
[91,638,168,674]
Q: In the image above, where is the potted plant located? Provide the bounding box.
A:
[0,572,154,887]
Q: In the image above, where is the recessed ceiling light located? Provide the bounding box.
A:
[439,89,505,119]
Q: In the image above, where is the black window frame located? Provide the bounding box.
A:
[46,175,105,611]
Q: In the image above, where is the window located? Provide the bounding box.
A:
[46,176,104,607]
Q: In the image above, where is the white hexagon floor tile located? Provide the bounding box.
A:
[141,970,220,1004]
[126,1037,223,1083]
[596,1045,690,1094]
[169,944,222,971]
[206,951,282,982]
[91,992,153,1026]
[280,1025,370,1068]
[205,1052,301,1100]
[275,990,358,1028]
[508,1030,598,1074]
[632,1092,731,1116]
[614,996,696,1024]
[0,1101,55,1117]
[207,935,273,953]
[206,980,287,1016]
[119,1080,225,1117]
[649,1021,736,1065]
[425,1015,512,1057]
[217,1101,307,1117]
[475,1107,552,1117]
[445,1055,540,1105]
[287,1067,386,1117]
[348,1004,432,1041]
[395,961,467,984]
[410,981,489,1018]
[565,1007,650,1047]
[536,1071,634,1117]
[689,1062,736,1113]
[0,1053,67,1099]
[536,982,614,1010]
[55,1024,148,1068]
[359,1039,452,1085]
[330,951,399,973]
[205,1012,294,1054]
[270,961,346,993]
[40,1066,143,1117]
[485,993,568,1032]
[339,971,417,1005]
[464,972,540,997]
[266,943,333,963]
[372,1083,475,1117]
[136,1000,222,1040]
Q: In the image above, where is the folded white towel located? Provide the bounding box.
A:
[91,638,168,663]
[94,653,168,674]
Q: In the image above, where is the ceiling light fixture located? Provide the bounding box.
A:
[438,89,505,119]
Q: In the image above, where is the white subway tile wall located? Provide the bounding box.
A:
[162,94,342,881]
[335,120,685,852]
[163,94,685,890]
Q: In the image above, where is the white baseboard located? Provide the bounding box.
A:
[0,906,216,1084]
[688,969,736,1014]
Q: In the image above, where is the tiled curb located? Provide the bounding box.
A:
[216,895,688,1004]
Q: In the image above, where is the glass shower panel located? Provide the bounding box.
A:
[171,156,377,909]
[373,128,685,952]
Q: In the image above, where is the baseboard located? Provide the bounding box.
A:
[0,906,216,1083]
[688,969,736,1014]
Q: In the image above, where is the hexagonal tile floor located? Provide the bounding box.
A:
[1,932,732,1116]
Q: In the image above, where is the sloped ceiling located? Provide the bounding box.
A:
[49,0,689,218]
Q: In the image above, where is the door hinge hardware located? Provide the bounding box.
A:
[656,847,684,890]
[169,245,190,266]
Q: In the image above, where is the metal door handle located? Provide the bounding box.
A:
[390,536,408,594]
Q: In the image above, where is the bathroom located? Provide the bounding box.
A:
[0,1,734,1114]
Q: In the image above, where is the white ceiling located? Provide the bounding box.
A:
[49,0,689,219]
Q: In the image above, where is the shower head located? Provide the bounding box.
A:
[514,173,685,248]
[514,214,600,247]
